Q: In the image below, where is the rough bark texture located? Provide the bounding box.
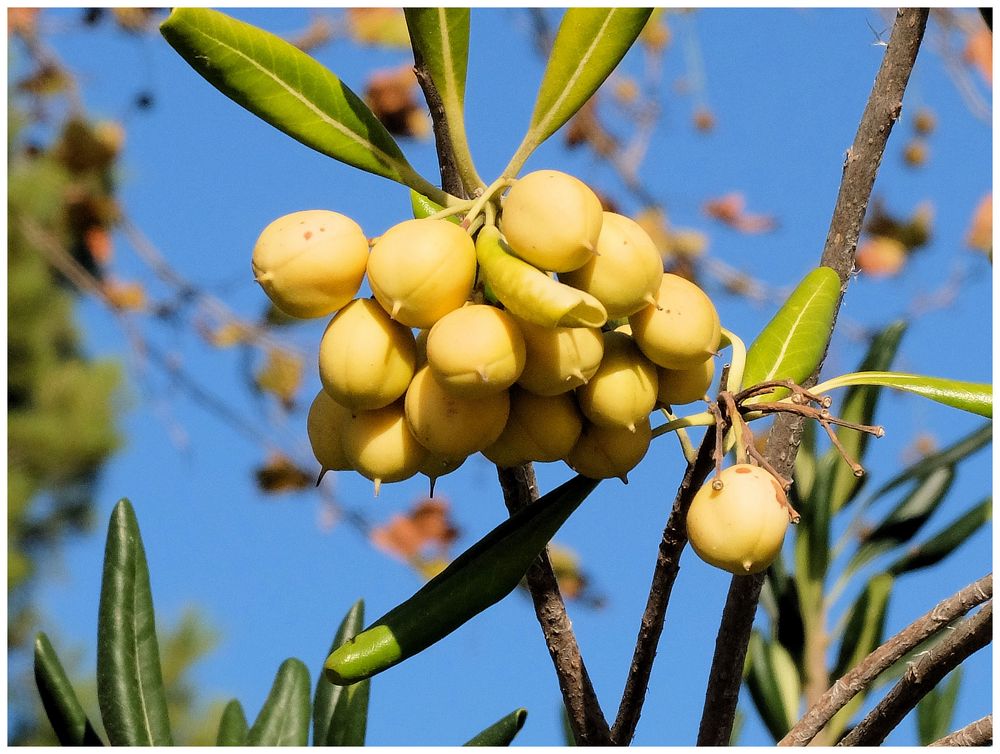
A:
[930,714,993,747]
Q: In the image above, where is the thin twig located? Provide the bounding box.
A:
[696,9,930,745]
[838,601,992,746]
[779,573,992,746]
[929,714,993,747]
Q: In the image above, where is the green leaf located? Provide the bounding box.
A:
[762,553,806,671]
[505,8,652,175]
[410,189,458,224]
[160,8,440,199]
[33,632,104,746]
[313,600,368,746]
[743,266,841,399]
[744,631,801,741]
[247,658,311,746]
[916,668,962,744]
[404,9,481,192]
[325,474,600,684]
[96,499,173,745]
[833,572,894,679]
[888,497,992,576]
[464,708,528,746]
[216,699,249,746]
[814,372,991,418]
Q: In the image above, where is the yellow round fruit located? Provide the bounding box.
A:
[576,331,658,432]
[318,298,416,410]
[404,366,510,458]
[426,304,526,396]
[419,453,466,496]
[629,273,721,369]
[342,399,428,496]
[306,389,353,474]
[483,388,583,467]
[500,170,603,272]
[367,218,476,328]
[252,210,368,319]
[565,418,652,481]
[558,212,663,318]
[513,315,604,396]
[657,357,715,407]
[686,464,790,575]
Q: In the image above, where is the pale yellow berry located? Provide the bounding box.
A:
[629,273,721,369]
[342,399,428,496]
[483,388,583,467]
[306,389,353,474]
[513,315,604,396]
[565,418,652,482]
[657,357,715,407]
[576,331,658,432]
[252,210,368,318]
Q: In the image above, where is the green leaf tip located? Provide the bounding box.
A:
[464,707,529,746]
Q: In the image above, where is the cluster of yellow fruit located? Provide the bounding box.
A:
[251,169,721,495]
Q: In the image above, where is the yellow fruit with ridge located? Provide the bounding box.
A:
[558,212,663,318]
[576,331,658,432]
[657,357,715,407]
[629,273,721,369]
[513,315,604,396]
[565,418,652,482]
[426,304,526,396]
[306,389,353,475]
[318,298,416,411]
[367,218,476,328]
[500,170,603,272]
[252,210,369,319]
[404,366,510,458]
[341,399,428,496]
[483,388,583,467]
[686,464,791,575]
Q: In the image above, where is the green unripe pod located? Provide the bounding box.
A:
[629,273,721,369]
[426,305,526,397]
[657,357,716,407]
[513,315,604,396]
[576,331,658,432]
[342,399,428,496]
[318,298,416,411]
[483,388,584,467]
[251,210,369,319]
[404,366,510,458]
[306,389,353,474]
[367,219,476,328]
[558,212,663,318]
[500,170,603,272]
[565,418,652,482]
[686,464,790,574]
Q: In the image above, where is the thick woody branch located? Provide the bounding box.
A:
[930,714,993,747]
[497,464,611,746]
[696,8,929,746]
[780,573,992,746]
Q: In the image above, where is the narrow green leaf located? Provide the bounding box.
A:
[247,658,311,746]
[325,474,600,684]
[160,8,439,198]
[744,632,800,741]
[506,8,652,175]
[792,417,817,502]
[410,189,459,224]
[916,668,962,744]
[814,372,991,418]
[313,600,368,746]
[33,632,104,746]
[888,497,992,576]
[743,266,841,399]
[96,499,173,745]
[801,451,836,583]
[464,708,528,746]
[216,699,249,746]
[763,553,806,671]
[833,573,894,679]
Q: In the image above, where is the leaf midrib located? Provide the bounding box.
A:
[760,282,829,381]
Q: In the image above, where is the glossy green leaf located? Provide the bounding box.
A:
[96,499,173,745]
[743,266,841,399]
[833,572,894,679]
[464,708,528,746]
[744,631,801,741]
[404,9,481,191]
[160,9,440,198]
[916,668,962,744]
[247,658,311,746]
[216,699,249,746]
[313,600,368,746]
[814,371,991,418]
[888,497,992,576]
[325,474,600,684]
[506,8,652,175]
[33,632,104,746]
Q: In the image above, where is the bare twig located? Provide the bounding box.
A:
[839,601,992,746]
[780,573,992,746]
[696,9,930,745]
[497,465,611,746]
[930,714,993,747]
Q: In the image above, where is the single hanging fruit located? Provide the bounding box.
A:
[342,399,428,496]
[576,330,658,432]
[306,389,353,475]
[629,273,721,369]
[483,387,584,467]
[513,315,604,396]
[657,357,716,407]
[565,418,652,482]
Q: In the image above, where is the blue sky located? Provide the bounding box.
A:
[16,8,991,746]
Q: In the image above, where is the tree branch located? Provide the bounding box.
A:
[780,573,992,746]
[496,464,610,745]
[930,714,993,747]
[839,601,992,746]
[695,9,930,746]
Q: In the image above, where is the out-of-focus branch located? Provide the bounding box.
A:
[696,9,930,746]
[780,573,992,746]
[930,714,993,747]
